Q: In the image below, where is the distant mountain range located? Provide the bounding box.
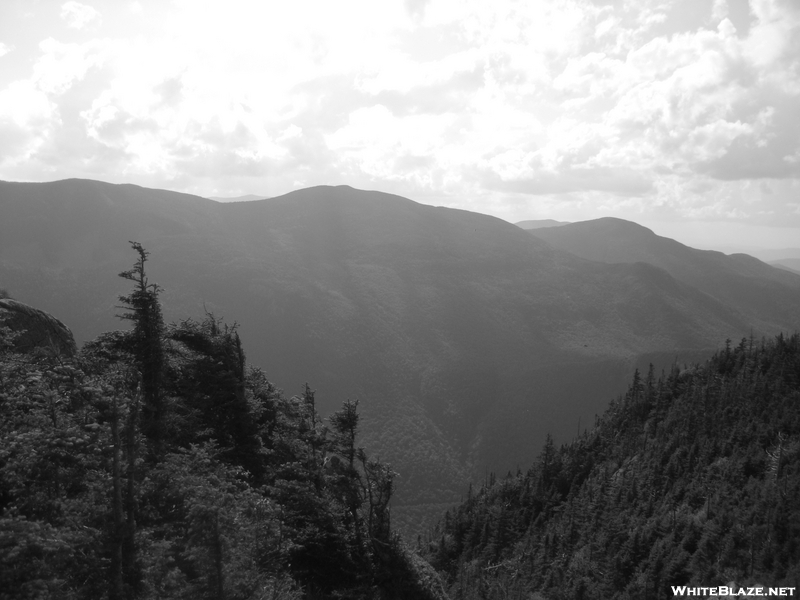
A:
[527,217,800,336]
[514,219,570,230]
[714,246,800,262]
[2,179,799,534]
[207,194,270,202]
[771,258,800,275]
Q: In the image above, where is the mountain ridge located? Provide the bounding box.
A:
[529,217,800,335]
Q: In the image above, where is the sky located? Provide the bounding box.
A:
[0,0,799,252]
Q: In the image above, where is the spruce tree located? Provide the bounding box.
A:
[117,241,165,455]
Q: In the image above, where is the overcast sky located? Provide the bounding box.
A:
[1,0,799,251]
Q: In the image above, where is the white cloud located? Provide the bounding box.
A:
[0,80,54,127]
[326,104,458,180]
[744,0,799,68]
[502,0,799,201]
[32,38,106,95]
[0,42,12,58]
[0,80,57,169]
[711,0,729,22]
[60,2,102,29]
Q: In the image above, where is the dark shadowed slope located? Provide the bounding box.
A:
[529,217,800,334]
[2,180,798,535]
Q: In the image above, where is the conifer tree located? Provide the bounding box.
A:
[330,399,360,472]
[117,241,165,455]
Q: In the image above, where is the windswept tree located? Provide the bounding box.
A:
[117,241,165,455]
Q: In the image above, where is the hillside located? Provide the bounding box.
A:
[2,180,799,534]
[529,217,800,334]
[425,334,800,599]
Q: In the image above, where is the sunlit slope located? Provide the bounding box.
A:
[3,179,793,534]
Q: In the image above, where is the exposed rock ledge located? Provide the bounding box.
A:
[0,298,78,357]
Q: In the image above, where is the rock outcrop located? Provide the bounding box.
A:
[0,298,78,357]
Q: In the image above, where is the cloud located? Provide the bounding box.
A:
[0,80,57,167]
[369,65,485,116]
[485,166,654,197]
[60,2,102,29]
[696,112,800,181]
[32,38,107,95]
[404,0,431,18]
[0,80,56,127]
[711,0,729,22]
[489,0,800,209]
[0,42,13,58]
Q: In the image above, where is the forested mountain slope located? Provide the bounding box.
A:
[425,334,800,599]
[529,218,800,334]
[3,179,800,534]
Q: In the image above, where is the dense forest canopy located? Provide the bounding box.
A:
[0,243,447,600]
[424,335,800,599]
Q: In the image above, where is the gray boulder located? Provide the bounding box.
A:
[0,298,77,357]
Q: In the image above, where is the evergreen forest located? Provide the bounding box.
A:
[424,335,800,599]
[0,244,447,600]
